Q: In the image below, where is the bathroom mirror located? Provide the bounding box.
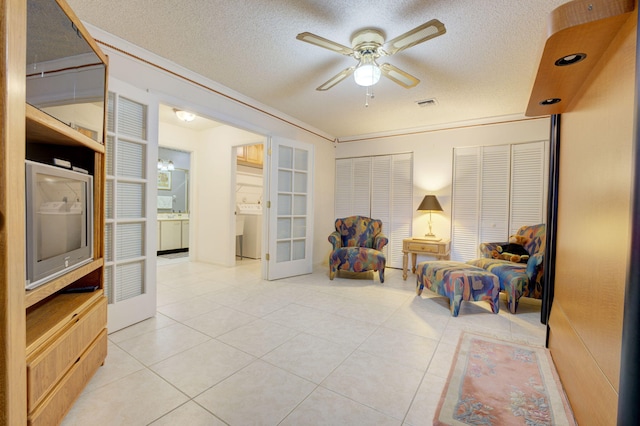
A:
[26,0,106,142]
[158,169,189,213]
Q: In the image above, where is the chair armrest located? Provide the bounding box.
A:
[479,242,506,258]
[374,233,388,251]
[525,253,544,279]
[328,231,342,250]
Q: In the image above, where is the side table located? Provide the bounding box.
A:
[402,238,451,280]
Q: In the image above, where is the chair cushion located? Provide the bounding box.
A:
[330,247,385,273]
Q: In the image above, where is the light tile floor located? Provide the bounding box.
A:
[62,258,546,425]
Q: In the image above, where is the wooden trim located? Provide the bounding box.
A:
[0,0,27,423]
[526,0,635,117]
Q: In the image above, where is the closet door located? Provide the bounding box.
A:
[388,153,413,268]
[510,141,547,233]
[451,147,480,261]
[371,155,391,262]
[334,159,353,218]
[479,145,511,244]
[334,158,371,218]
[352,157,372,216]
[334,153,413,269]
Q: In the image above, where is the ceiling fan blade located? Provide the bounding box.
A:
[384,19,446,55]
[296,32,354,56]
[380,63,420,88]
[316,66,355,91]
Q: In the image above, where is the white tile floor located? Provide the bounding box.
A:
[62,258,546,425]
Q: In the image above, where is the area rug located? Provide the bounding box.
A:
[434,332,576,426]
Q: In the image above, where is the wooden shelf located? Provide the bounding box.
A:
[526,0,634,117]
[25,258,104,309]
[26,104,105,153]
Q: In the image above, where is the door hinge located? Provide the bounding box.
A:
[267,148,272,156]
[265,253,270,261]
[267,201,271,208]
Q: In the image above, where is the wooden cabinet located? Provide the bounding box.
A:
[237,143,263,168]
[182,220,190,248]
[0,0,108,424]
[160,220,183,250]
[158,217,189,251]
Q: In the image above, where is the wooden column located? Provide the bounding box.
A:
[0,0,27,424]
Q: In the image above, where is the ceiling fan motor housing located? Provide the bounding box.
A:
[351,29,385,57]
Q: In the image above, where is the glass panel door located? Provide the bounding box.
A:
[267,138,314,280]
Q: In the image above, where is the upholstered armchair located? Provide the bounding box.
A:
[328,216,388,283]
[466,223,546,313]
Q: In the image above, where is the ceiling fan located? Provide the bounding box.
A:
[296,19,446,91]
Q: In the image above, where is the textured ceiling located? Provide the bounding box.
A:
[65,0,568,139]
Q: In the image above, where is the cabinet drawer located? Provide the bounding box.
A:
[407,242,440,254]
[27,296,107,412]
[28,329,108,426]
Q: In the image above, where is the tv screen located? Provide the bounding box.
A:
[25,160,93,290]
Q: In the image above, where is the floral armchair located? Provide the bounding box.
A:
[466,224,546,313]
[328,216,388,283]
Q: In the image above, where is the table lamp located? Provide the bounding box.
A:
[417,195,443,240]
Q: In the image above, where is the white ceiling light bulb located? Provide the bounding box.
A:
[174,109,196,122]
[353,53,381,87]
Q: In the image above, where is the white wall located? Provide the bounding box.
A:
[335,118,550,245]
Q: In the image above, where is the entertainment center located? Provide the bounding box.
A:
[1,0,108,424]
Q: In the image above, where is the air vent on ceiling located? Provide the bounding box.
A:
[416,98,438,107]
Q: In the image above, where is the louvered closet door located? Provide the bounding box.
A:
[334,159,354,218]
[104,80,158,333]
[451,147,480,261]
[335,153,413,269]
[371,155,391,262]
[480,145,510,243]
[388,153,413,268]
[510,141,547,234]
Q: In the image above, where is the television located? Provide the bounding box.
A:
[25,160,93,290]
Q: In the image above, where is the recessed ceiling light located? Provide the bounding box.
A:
[555,53,587,66]
[539,98,561,106]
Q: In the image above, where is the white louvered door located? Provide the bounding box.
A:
[451,141,548,261]
[510,141,546,234]
[335,153,413,269]
[479,145,510,243]
[104,80,158,332]
[334,159,353,218]
[451,147,481,261]
[389,153,412,268]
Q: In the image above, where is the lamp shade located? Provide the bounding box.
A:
[417,195,443,212]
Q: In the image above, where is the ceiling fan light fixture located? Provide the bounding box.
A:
[353,54,381,87]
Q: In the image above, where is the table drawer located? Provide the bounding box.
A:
[407,242,441,254]
[27,296,107,412]
[28,329,108,426]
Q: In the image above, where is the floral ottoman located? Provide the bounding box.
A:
[416,261,500,317]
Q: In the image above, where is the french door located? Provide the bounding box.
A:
[265,137,314,280]
[104,79,158,332]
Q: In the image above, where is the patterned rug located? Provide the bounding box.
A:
[434,333,576,426]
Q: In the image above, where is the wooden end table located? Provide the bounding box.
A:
[402,238,451,280]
